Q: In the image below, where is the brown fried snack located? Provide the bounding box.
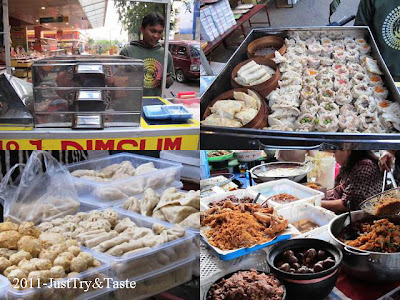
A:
[201,201,288,250]
[374,197,400,216]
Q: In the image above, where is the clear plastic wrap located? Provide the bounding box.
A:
[3,151,80,224]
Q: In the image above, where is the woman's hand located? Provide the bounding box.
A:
[379,150,396,172]
[321,199,347,214]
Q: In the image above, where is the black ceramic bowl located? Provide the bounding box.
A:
[267,239,343,300]
[204,269,286,300]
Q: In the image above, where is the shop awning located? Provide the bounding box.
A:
[8,0,107,30]
[78,0,108,28]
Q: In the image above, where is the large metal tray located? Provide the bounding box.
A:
[200,27,400,150]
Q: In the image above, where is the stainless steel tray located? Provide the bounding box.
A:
[200,26,400,150]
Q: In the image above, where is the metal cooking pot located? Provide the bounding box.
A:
[250,162,312,182]
[329,210,400,282]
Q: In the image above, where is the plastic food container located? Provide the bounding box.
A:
[77,207,196,280]
[66,153,182,207]
[143,105,170,119]
[277,203,336,242]
[116,187,199,235]
[247,179,324,208]
[6,251,110,300]
[200,189,267,209]
[306,155,336,189]
[79,288,115,300]
[111,180,184,209]
[143,105,193,121]
[113,255,195,300]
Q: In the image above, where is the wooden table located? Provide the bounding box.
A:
[203,3,271,59]
[237,4,271,36]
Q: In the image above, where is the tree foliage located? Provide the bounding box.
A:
[114,1,166,39]
[114,0,193,39]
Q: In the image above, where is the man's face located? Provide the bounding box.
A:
[141,24,164,47]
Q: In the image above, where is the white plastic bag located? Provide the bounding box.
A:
[0,163,25,207]
[3,151,80,224]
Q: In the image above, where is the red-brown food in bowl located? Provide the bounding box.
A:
[206,269,285,300]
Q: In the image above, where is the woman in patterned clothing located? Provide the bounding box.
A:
[322,151,383,213]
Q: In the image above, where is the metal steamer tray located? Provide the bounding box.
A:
[200,27,400,150]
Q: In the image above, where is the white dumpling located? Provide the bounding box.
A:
[179,190,200,210]
[210,100,243,119]
[247,90,261,110]
[71,169,99,178]
[140,188,160,216]
[179,212,200,229]
[122,196,141,213]
[201,114,242,127]
[365,57,383,75]
[135,162,156,176]
[233,91,259,110]
[235,108,258,125]
[155,188,182,209]
[93,187,127,201]
[112,161,136,177]
[159,206,198,224]
[152,210,167,221]
[101,163,122,178]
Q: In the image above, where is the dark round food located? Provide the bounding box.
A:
[322,258,335,269]
[317,250,327,261]
[298,266,308,274]
[267,239,343,300]
[274,247,336,275]
[206,269,285,300]
[292,263,301,270]
[313,263,324,273]
[306,248,317,260]
[283,250,294,258]
[280,263,290,272]
[276,261,285,268]
[287,255,298,264]
[295,252,304,263]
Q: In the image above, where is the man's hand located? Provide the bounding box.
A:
[166,75,174,88]
[379,151,396,172]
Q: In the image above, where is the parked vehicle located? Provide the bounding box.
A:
[167,40,200,83]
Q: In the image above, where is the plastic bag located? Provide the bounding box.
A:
[3,151,80,224]
[0,163,25,207]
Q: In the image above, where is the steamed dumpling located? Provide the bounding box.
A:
[122,196,141,213]
[201,114,242,127]
[233,91,259,110]
[93,187,127,201]
[210,100,243,119]
[235,108,258,125]
[135,162,156,176]
[159,206,198,224]
[140,188,160,216]
[179,190,200,210]
[179,212,200,229]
